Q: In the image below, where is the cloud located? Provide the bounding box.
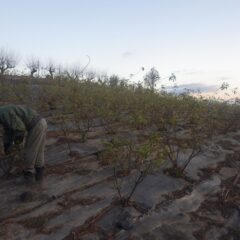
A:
[183,71,204,76]
[165,83,219,93]
[122,51,134,58]
[171,69,205,75]
[219,76,232,81]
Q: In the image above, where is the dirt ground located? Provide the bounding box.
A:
[0,124,240,240]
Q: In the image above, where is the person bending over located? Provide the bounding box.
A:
[0,104,47,182]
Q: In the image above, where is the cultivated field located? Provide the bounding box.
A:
[0,74,240,239]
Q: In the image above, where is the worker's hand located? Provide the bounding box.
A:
[14,132,25,145]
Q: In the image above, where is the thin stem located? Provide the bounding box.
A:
[181,148,202,173]
[125,171,144,205]
[113,167,123,203]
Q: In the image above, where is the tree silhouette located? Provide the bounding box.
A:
[144,67,160,91]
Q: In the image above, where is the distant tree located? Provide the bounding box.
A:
[220,82,229,91]
[45,60,56,79]
[85,70,96,81]
[109,74,120,87]
[169,73,177,82]
[70,66,82,80]
[56,65,69,79]
[26,57,41,77]
[97,72,108,85]
[119,78,128,88]
[0,48,18,76]
[63,56,91,81]
[136,81,144,90]
[144,67,160,91]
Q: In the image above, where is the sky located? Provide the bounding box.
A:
[1,0,240,91]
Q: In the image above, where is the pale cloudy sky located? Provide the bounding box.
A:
[1,0,239,88]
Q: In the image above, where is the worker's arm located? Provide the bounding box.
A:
[3,113,26,154]
[11,114,26,145]
[3,128,14,154]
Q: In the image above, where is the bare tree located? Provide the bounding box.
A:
[169,73,177,82]
[144,67,160,91]
[97,72,108,85]
[85,70,96,81]
[55,64,65,77]
[0,48,18,76]
[62,56,91,81]
[45,60,56,79]
[26,57,41,77]
[109,74,120,87]
[68,66,82,80]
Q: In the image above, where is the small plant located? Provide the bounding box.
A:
[0,144,24,176]
[129,110,148,130]
[59,114,73,155]
[144,67,160,91]
[97,90,122,135]
[105,134,164,206]
[152,99,208,176]
[72,104,94,142]
[221,152,240,202]
[64,82,97,143]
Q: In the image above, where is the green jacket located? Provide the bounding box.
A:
[0,104,38,148]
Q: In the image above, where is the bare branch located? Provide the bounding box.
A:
[0,48,18,76]
[26,56,41,77]
[45,60,56,79]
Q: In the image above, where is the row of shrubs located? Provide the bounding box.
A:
[1,74,239,204]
